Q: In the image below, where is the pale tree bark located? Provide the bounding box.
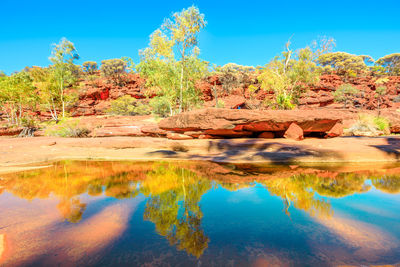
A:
[179,47,186,113]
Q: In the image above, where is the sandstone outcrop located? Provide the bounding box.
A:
[70,73,147,117]
[64,72,400,117]
[159,108,344,140]
[0,127,23,136]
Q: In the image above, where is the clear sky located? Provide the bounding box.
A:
[1,0,399,74]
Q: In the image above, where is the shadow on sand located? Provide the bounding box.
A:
[371,137,400,159]
[188,139,343,164]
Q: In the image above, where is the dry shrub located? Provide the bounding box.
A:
[170,143,189,152]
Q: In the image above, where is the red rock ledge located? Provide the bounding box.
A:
[158,108,344,140]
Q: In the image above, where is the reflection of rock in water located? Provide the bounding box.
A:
[0,199,141,266]
[315,216,399,262]
[54,201,139,264]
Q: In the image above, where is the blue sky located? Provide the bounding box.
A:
[1,0,399,74]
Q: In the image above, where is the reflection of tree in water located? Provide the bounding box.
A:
[218,182,254,191]
[371,175,400,194]
[141,163,212,258]
[262,173,375,218]
[310,173,371,198]
[0,161,144,223]
[104,173,140,199]
[1,161,400,256]
[263,175,333,218]
[57,197,87,223]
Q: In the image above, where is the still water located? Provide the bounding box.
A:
[0,161,400,266]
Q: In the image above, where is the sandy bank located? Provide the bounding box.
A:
[1,136,399,173]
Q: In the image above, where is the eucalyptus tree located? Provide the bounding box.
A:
[49,37,80,119]
[82,61,98,74]
[258,40,321,109]
[138,6,208,115]
[318,52,369,76]
[375,53,400,75]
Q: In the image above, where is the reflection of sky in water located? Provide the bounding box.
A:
[1,161,400,266]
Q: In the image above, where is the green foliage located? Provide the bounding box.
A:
[0,71,6,77]
[318,52,369,76]
[142,164,211,258]
[82,61,98,74]
[121,57,135,73]
[373,116,390,132]
[0,70,37,125]
[45,118,90,137]
[100,59,127,85]
[216,99,225,108]
[345,114,390,136]
[333,83,359,108]
[258,41,321,109]
[372,175,400,194]
[138,6,207,115]
[375,53,400,75]
[47,37,80,120]
[100,59,126,77]
[376,85,387,98]
[106,95,151,116]
[149,95,174,117]
[28,66,78,122]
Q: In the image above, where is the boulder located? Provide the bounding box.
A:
[284,123,304,141]
[325,122,344,138]
[166,133,193,140]
[141,125,167,137]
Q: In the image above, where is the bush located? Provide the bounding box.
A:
[216,100,225,108]
[171,143,189,152]
[216,63,255,94]
[373,116,390,132]
[107,95,151,116]
[149,96,172,117]
[345,114,390,136]
[18,116,39,137]
[100,59,126,79]
[45,119,90,137]
[20,116,38,128]
[333,84,359,108]
[82,61,98,74]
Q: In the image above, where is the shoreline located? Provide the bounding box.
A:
[1,135,400,174]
